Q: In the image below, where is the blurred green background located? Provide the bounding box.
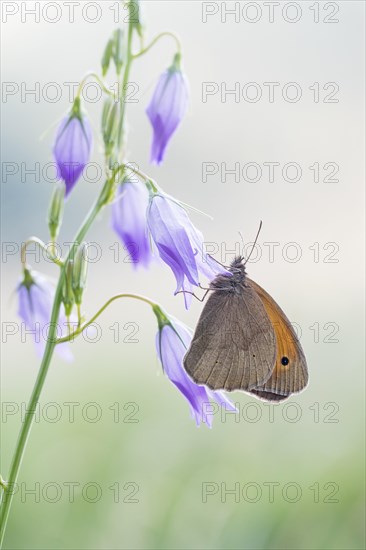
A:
[1,1,365,549]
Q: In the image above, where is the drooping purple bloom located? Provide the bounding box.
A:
[53,98,92,196]
[147,193,230,308]
[17,271,73,361]
[146,55,189,164]
[155,316,237,427]
[111,181,152,268]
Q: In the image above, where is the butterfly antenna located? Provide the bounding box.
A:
[238,231,245,259]
[244,221,263,266]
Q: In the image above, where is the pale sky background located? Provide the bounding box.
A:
[1,2,365,548]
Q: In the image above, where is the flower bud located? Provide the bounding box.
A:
[102,98,119,156]
[53,97,93,196]
[113,29,124,75]
[102,97,112,132]
[129,0,143,38]
[101,38,114,77]
[72,243,89,305]
[62,260,75,316]
[146,53,189,164]
[48,182,65,241]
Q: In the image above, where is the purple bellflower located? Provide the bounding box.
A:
[154,312,237,427]
[111,180,152,268]
[17,269,73,361]
[53,97,92,196]
[147,192,229,308]
[146,53,189,164]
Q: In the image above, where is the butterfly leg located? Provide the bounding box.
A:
[199,283,211,291]
[175,289,210,303]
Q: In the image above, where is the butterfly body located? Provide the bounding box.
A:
[183,257,308,402]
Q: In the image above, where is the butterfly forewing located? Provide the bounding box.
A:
[183,285,277,392]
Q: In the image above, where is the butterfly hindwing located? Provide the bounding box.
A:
[247,278,309,400]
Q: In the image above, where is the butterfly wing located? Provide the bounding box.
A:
[183,286,276,391]
[247,278,309,401]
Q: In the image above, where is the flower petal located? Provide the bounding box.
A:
[112,182,152,268]
[155,318,237,427]
[53,114,93,195]
[17,273,73,361]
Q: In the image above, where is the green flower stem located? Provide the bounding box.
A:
[132,31,181,59]
[21,237,64,269]
[129,166,153,184]
[0,186,112,546]
[0,309,59,546]
[117,18,134,153]
[77,303,82,328]
[0,15,137,548]
[112,162,153,186]
[76,72,115,99]
[56,293,159,344]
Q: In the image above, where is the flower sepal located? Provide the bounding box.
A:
[102,97,119,157]
[152,304,170,331]
[62,260,75,317]
[129,0,144,38]
[48,182,65,241]
[72,243,89,305]
[101,38,114,77]
[145,178,159,196]
[170,52,182,72]
[21,267,35,291]
[113,29,124,75]
[70,96,83,121]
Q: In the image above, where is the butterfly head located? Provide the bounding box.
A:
[229,256,246,272]
[210,256,246,293]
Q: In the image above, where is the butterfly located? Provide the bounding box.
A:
[183,229,308,402]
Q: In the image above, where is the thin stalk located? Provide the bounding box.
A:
[76,72,115,98]
[57,294,158,344]
[0,159,113,549]
[0,15,136,547]
[132,31,181,59]
[21,237,64,268]
[0,294,61,545]
[117,19,134,153]
[77,303,82,328]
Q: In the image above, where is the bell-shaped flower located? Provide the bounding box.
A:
[53,97,92,196]
[147,192,229,308]
[17,270,73,361]
[111,181,152,268]
[155,312,237,427]
[146,53,189,164]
